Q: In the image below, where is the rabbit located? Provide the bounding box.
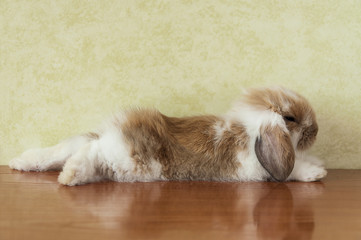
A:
[9,86,327,186]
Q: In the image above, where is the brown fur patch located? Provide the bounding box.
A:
[120,109,249,181]
[84,132,100,140]
[297,123,318,150]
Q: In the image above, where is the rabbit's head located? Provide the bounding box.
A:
[233,87,318,181]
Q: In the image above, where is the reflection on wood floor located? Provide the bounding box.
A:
[0,167,360,240]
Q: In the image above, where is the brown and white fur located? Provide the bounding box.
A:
[9,87,327,186]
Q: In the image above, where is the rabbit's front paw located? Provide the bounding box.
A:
[298,165,327,182]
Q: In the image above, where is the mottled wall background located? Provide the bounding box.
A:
[1,1,360,168]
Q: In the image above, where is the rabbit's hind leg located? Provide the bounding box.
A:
[9,134,95,172]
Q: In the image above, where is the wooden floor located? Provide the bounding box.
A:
[0,167,360,240]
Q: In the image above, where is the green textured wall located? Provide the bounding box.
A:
[1,1,360,168]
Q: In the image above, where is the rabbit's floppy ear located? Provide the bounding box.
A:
[255,124,295,181]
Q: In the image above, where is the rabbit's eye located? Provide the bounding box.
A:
[284,116,296,122]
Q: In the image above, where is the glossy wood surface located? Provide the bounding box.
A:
[0,167,360,240]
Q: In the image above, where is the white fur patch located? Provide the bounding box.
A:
[213,119,230,143]
[235,150,268,181]
[227,103,288,138]
[98,126,135,181]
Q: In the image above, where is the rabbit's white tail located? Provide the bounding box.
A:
[9,134,97,172]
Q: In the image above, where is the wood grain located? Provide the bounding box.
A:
[0,167,360,240]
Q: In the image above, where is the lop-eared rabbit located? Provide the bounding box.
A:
[10,87,327,186]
